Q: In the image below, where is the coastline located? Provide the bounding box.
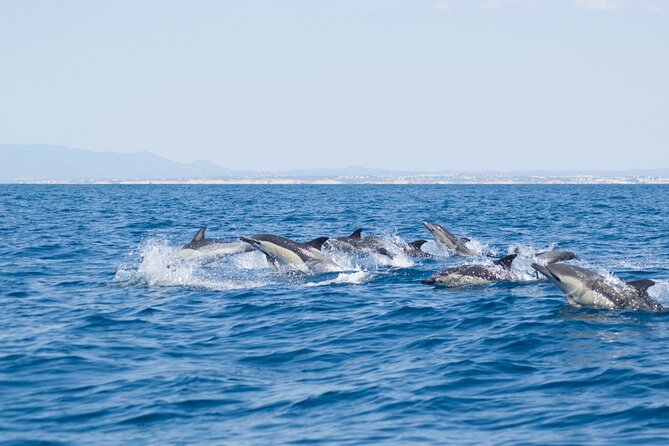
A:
[5,176,669,185]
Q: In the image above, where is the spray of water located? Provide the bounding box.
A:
[114,237,272,291]
[115,234,417,291]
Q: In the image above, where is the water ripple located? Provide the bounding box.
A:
[1,184,669,444]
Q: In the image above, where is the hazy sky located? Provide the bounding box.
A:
[1,0,667,171]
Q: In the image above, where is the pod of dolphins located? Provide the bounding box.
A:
[173,222,665,312]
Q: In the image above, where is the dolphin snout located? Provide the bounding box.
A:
[421,277,436,285]
[240,236,260,246]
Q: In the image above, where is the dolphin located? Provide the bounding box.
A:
[329,229,397,259]
[421,221,478,257]
[400,239,434,258]
[531,262,662,311]
[421,254,517,287]
[240,234,341,273]
[534,250,577,265]
[173,227,253,263]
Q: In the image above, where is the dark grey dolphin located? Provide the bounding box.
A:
[421,221,478,257]
[329,229,397,259]
[421,254,517,287]
[400,240,434,258]
[534,250,576,265]
[240,234,341,273]
[173,227,253,263]
[532,263,662,311]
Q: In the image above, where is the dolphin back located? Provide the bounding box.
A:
[535,250,576,265]
[493,254,517,269]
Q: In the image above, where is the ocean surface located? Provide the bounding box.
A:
[2,184,669,445]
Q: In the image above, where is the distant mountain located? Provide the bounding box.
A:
[1,144,668,182]
[0,144,233,181]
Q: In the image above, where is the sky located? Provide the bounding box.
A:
[0,0,667,171]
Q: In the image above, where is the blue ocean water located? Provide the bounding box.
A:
[2,184,669,445]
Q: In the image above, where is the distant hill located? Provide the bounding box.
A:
[0,144,232,181]
[1,144,668,182]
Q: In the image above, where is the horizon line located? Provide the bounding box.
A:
[2,143,668,175]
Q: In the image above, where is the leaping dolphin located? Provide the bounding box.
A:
[531,262,663,311]
[420,249,576,287]
[400,240,434,258]
[240,234,341,274]
[533,250,576,265]
[328,229,397,259]
[173,227,253,264]
[421,221,478,257]
[421,254,518,287]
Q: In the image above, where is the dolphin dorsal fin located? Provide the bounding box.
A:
[409,240,428,249]
[192,227,206,242]
[627,279,656,294]
[494,254,517,269]
[306,236,329,250]
[349,228,363,239]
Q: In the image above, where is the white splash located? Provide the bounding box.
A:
[647,281,669,307]
[319,235,414,271]
[231,251,274,270]
[114,237,269,291]
[505,243,565,282]
[304,271,372,287]
[420,240,452,258]
[463,238,491,257]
